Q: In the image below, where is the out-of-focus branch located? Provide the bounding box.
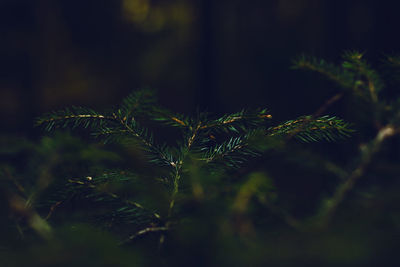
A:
[8,193,53,240]
[315,125,398,228]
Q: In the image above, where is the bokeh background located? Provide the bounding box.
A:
[2,1,400,266]
[2,0,400,135]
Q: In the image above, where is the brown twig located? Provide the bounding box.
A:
[45,201,63,220]
[313,92,344,118]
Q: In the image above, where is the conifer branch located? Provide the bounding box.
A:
[267,115,352,142]
[200,109,272,132]
[34,88,354,245]
[294,52,384,102]
[168,123,201,217]
[293,55,354,89]
[283,92,345,142]
[200,134,259,168]
[105,116,175,168]
[342,51,383,102]
[150,107,190,128]
[118,88,157,118]
[36,107,115,131]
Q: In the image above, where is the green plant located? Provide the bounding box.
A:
[3,51,400,266]
[33,85,351,243]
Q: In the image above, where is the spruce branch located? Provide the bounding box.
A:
[292,54,355,89]
[200,109,272,133]
[200,134,259,168]
[167,122,202,217]
[294,52,384,102]
[267,115,353,142]
[341,51,383,102]
[110,113,175,168]
[150,106,191,128]
[36,106,115,131]
[36,106,175,168]
[118,88,158,118]
[34,88,354,245]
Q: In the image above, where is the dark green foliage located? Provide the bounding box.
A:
[267,115,353,143]
[294,51,383,103]
[32,87,354,245]
[3,51,400,266]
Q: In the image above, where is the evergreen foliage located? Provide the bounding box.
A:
[33,87,353,244]
[2,51,400,266]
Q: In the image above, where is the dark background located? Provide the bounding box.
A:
[2,0,400,135]
[2,1,400,265]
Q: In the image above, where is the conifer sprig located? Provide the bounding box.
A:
[267,115,353,143]
[292,54,355,89]
[201,134,259,168]
[118,89,158,118]
[36,106,115,131]
[35,89,352,244]
[293,51,385,102]
[149,107,191,128]
[200,109,272,133]
[341,51,383,101]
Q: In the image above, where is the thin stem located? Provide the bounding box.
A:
[167,124,201,217]
[45,201,62,220]
[168,166,181,218]
[201,114,272,130]
[161,123,202,245]
[313,93,344,118]
[38,114,114,124]
[316,125,397,227]
[119,226,169,245]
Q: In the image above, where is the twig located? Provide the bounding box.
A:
[316,125,397,227]
[45,201,63,220]
[168,123,201,217]
[313,92,344,118]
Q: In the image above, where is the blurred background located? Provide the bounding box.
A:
[2,0,400,135]
[2,1,400,266]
